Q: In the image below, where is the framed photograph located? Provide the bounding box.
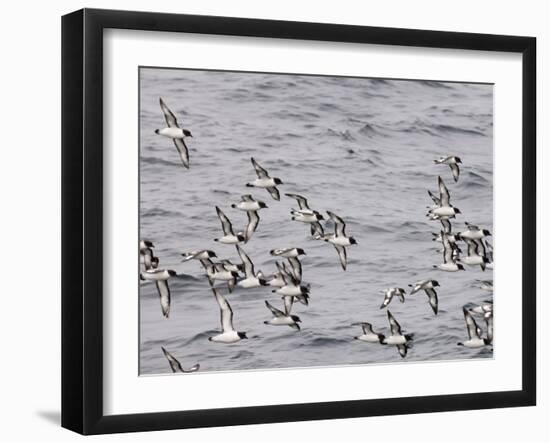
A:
[62,8,536,435]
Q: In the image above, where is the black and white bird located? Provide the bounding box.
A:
[265,261,292,288]
[272,262,310,306]
[235,245,267,288]
[379,287,406,309]
[199,258,239,292]
[263,300,301,330]
[231,194,268,212]
[161,347,200,373]
[246,157,283,200]
[270,247,306,259]
[382,310,414,358]
[140,246,158,271]
[286,193,325,236]
[324,211,358,271]
[140,240,154,250]
[434,156,462,182]
[231,195,268,243]
[427,176,461,219]
[434,231,465,272]
[155,98,193,169]
[214,206,245,244]
[140,268,177,318]
[459,223,492,242]
[408,279,439,315]
[353,322,385,343]
[209,287,248,343]
[458,307,491,348]
[181,250,217,262]
[458,239,490,271]
[464,300,493,315]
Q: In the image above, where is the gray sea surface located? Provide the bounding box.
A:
[139,68,494,375]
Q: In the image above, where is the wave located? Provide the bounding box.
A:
[304,336,351,347]
[462,171,491,187]
[358,123,388,138]
[418,80,454,89]
[430,123,487,137]
[142,208,182,218]
[140,155,180,168]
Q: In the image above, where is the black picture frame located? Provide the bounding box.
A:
[61,8,536,435]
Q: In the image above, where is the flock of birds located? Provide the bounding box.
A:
[140,97,494,373]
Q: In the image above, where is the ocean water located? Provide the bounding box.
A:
[139,68,494,375]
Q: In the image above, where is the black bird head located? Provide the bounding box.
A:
[483,229,492,236]
[238,332,248,339]
[259,201,268,209]
[455,157,462,164]
[455,208,462,214]
[237,235,246,242]
[183,129,193,137]
[297,248,306,256]
[458,264,466,271]
[349,237,358,245]
[154,129,160,135]
[206,250,217,258]
[168,270,177,277]
[291,315,301,323]
[432,280,440,287]
[274,178,283,185]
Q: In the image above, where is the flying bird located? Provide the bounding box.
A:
[263,300,301,330]
[209,287,248,343]
[324,211,358,270]
[246,157,283,200]
[433,231,465,272]
[231,194,268,212]
[235,245,267,288]
[214,206,245,244]
[434,156,462,182]
[140,246,158,271]
[458,239,490,271]
[379,287,406,309]
[382,310,414,358]
[286,193,325,236]
[161,347,200,373]
[272,262,310,306]
[199,258,239,292]
[408,279,439,315]
[270,247,306,258]
[457,307,491,348]
[140,268,177,318]
[353,322,385,343]
[155,97,193,168]
[427,176,461,219]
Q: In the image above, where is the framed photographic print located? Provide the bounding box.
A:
[61,8,536,435]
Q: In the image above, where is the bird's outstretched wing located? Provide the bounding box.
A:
[251,157,269,178]
[159,97,179,128]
